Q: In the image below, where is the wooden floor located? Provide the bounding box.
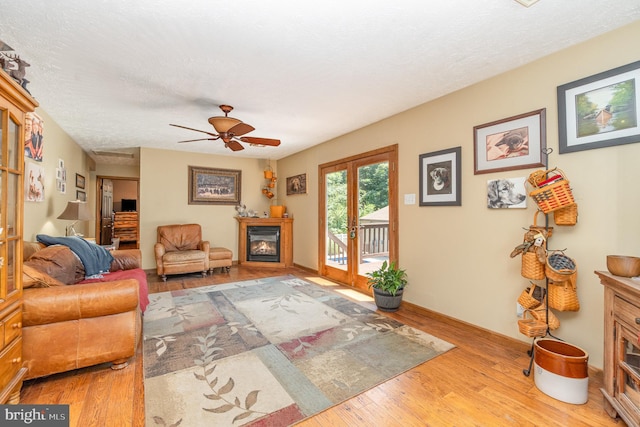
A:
[20,266,623,426]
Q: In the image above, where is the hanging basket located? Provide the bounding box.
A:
[518,284,543,309]
[548,274,580,312]
[530,303,561,330]
[522,252,545,280]
[518,310,548,338]
[553,203,578,226]
[528,168,575,214]
[546,252,577,282]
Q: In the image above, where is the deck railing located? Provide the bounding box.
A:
[327,223,389,264]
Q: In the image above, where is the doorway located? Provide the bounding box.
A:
[96,176,140,248]
[318,145,398,291]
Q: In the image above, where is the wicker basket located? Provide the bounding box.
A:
[518,284,543,309]
[529,210,553,239]
[546,252,577,282]
[518,310,548,338]
[522,251,545,280]
[531,303,561,330]
[528,169,575,214]
[553,203,578,226]
[548,274,580,312]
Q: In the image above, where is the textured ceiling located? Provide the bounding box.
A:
[1,1,639,163]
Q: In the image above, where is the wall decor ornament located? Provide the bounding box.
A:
[474,109,547,175]
[558,60,640,154]
[76,173,85,189]
[487,177,527,209]
[286,173,307,195]
[188,166,241,205]
[76,190,86,202]
[419,146,461,206]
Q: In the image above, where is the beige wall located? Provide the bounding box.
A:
[24,21,640,370]
[23,109,92,241]
[276,20,640,369]
[138,147,277,269]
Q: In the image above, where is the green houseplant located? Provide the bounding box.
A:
[366,260,408,312]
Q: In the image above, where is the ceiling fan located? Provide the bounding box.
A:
[170,105,281,151]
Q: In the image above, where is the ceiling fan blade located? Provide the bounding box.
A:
[170,123,219,138]
[226,140,245,151]
[177,138,217,143]
[228,122,255,137]
[239,136,281,146]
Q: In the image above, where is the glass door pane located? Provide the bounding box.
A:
[8,117,19,170]
[325,169,348,272]
[356,161,389,277]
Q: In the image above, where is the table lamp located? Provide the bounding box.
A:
[57,200,92,236]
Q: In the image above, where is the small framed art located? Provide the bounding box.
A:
[474,109,547,175]
[419,146,461,206]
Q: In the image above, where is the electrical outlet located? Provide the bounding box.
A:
[516,302,524,317]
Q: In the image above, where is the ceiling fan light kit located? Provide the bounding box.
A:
[170,104,281,152]
[514,0,540,7]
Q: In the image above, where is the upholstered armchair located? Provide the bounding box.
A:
[154,224,210,281]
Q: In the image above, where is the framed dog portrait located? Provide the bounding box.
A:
[487,177,527,209]
[188,166,241,205]
[419,146,461,206]
[558,60,640,154]
[473,109,547,175]
[286,173,307,195]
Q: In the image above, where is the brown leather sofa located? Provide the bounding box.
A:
[154,224,210,281]
[22,242,145,380]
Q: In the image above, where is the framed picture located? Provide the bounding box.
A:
[487,177,527,209]
[188,166,241,205]
[76,173,85,189]
[558,60,640,154]
[25,161,45,202]
[286,173,307,195]
[24,112,44,162]
[419,146,461,206]
[76,190,86,202]
[473,109,547,175]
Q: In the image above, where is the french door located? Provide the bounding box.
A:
[318,145,398,291]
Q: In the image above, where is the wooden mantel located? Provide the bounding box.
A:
[236,217,293,268]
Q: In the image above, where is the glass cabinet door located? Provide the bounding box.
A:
[617,323,640,425]
[1,101,25,301]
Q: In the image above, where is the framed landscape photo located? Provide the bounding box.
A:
[188,166,241,205]
[473,109,547,175]
[558,60,640,154]
[75,173,85,189]
[286,173,307,195]
[419,146,461,206]
[76,190,86,202]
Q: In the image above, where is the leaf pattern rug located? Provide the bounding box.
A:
[144,275,454,426]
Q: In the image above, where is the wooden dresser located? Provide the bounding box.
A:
[113,211,139,247]
[596,271,640,427]
[0,71,38,403]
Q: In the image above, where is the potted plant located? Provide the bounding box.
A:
[366,260,408,312]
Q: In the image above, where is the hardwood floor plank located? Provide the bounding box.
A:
[19,266,626,426]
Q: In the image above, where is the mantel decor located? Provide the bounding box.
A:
[188,166,241,205]
[474,109,547,175]
[558,60,640,154]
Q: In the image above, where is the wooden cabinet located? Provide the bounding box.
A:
[596,271,640,427]
[113,212,139,246]
[0,70,38,403]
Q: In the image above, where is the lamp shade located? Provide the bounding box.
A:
[57,201,92,221]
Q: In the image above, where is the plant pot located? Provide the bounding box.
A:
[372,287,404,312]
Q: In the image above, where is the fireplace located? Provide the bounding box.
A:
[247,226,280,262]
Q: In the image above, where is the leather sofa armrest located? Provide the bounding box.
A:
[111,249,142,271]
[23,279,139,327]
[154,242,166,274]
[200,241,210,269]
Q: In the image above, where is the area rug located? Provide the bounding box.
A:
[143,275,454,426]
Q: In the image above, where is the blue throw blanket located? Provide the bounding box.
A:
[36,234,114,278]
